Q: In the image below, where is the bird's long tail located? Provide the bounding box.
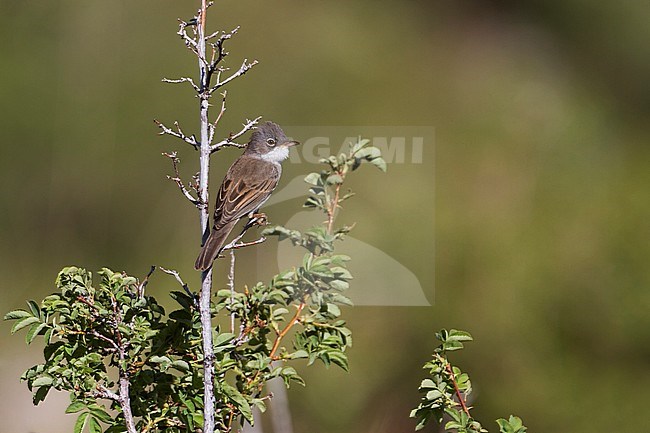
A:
[194,220,238,271]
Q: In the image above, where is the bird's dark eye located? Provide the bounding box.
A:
[266,138,276,146]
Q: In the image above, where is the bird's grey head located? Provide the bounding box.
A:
[245,121,299,163]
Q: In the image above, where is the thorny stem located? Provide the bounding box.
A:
[445,359,470,417]
[326,164,346,233]
[327,183,341,233]
[267,166,342,361]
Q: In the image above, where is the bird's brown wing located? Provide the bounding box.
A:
[213,157,280,229]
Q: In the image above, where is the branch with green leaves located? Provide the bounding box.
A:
[411,329,527,433]
[5,140,385,433]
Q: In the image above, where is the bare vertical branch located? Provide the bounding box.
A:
[111,294,138,433]
[119,376,137,433]
[196,2,217,433]
[160,3,261,432]
[228,250,236,333]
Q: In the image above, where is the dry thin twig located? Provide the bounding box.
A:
[137,265,156,298]
[210,116,262,153]
[161,76,200,92]
[162,151,201,207]
[209,59,258,94]
[159,267,196,301]
[154,119,199,149]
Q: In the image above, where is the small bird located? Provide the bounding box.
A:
[194,121,299,271]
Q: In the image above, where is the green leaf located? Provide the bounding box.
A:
[89,406,112,423]
[89,416,102,433]
[66,401,87,414]
[33,385,51,405]
[27,300,41,318]
[192,413,204,428]
[327,350,349,371]
[26,322,48,344]
[371,157,387,172]
[496,416,527,433]
[214,332,236,347]
[4,310,31,320]
[32,376,53,387]
[447,329,473,342]
[74,412,90,433]
[222,382,253,424]
[11,316,40,334]
[290,349,309,359]
[149,355,171,364]
[329,280,349,291]
[425,390,443,401]
[351,138,370,152]
[304,196,324,208]
[327,174,343,185]
[331,267,352,280]
[171,360,190,373]
[326,303,341,317]
[252,398,268,413]
[304,172,322,185]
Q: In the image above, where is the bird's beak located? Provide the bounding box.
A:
[282,140,300,147]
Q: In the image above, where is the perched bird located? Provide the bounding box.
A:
[194,121,299,271]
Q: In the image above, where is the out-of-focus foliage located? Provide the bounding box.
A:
[411,329,526,433]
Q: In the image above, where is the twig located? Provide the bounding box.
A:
[162,151,201,207]
[160,267,197,302]
[208,90,228,145]
[223,237,266,252]
[154,119,199,149]
[177,19,198,53]
[137,265,156,298]
[221,214,268,252]
[89,330,119,351]
[326,170,344,233]
[210,116,262,153]
[269,302,306,359]
[93,385,121,402]
[206,26,240,78]
[162,76,201,92]
[233,321,251,347]
[209,59,258,94]
[445,361,470,417]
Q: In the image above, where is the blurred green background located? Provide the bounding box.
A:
[1,1,649,432]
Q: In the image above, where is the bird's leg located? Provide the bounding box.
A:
[249,211,268,226]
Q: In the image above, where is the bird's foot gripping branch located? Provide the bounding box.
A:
[5,140,386,433]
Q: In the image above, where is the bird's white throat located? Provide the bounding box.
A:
[258,145,290,163]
